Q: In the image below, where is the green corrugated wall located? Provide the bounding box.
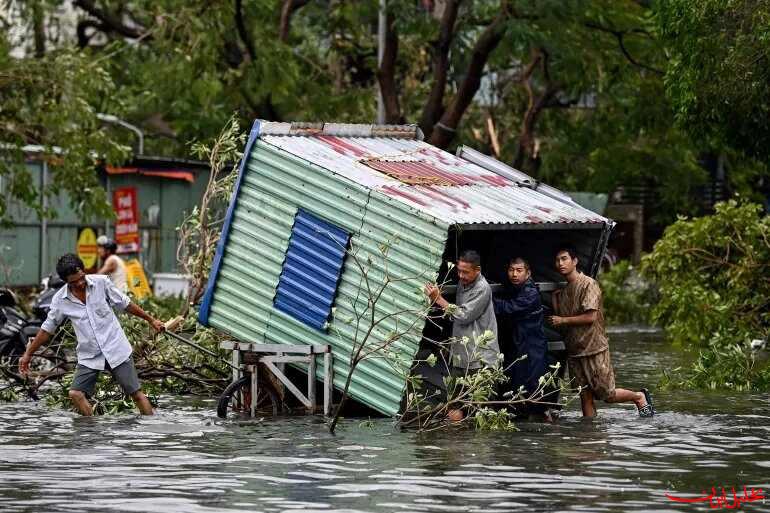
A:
[205,140,448,416]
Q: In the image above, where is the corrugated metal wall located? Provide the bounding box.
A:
[205,140,448,416]
[273,209,351,330]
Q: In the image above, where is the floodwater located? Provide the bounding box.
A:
[1,330,768,513]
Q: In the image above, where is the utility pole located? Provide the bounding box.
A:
[377,0,386,124]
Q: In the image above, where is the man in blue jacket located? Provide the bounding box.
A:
[493,257,549,414]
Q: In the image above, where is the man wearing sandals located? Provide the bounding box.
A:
[549,246,655,418]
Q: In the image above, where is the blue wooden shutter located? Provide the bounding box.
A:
[274,209,351,330]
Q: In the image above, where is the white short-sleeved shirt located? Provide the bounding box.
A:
[41,275,133,370]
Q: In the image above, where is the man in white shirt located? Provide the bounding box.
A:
[20,253,165,415]
[96,236,128,292]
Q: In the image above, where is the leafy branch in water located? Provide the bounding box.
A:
[0,295,232,414]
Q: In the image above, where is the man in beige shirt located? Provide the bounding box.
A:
[550,246,654,418]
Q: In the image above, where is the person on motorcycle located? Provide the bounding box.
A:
[96,236,128,292]
[19,253,165,416]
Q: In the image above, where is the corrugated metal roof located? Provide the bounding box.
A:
[260,133,609,226]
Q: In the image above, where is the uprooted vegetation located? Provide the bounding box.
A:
[0,295,232,414]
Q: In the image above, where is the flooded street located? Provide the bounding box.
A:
[1,330,768,513]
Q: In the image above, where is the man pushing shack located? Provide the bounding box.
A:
[550,246,654,418]
[19,254,165,416]
[425,250,500,420]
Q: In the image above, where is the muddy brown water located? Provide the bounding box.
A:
[1,329,768,513]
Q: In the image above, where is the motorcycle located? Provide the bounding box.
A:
[0,276,68,394]
[0,289,39,365]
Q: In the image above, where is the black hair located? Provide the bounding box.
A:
[507,256,530,271]
[555,245,579,260]
[56,253,84,281]
[100,240,118,254]
[458,249,481,267]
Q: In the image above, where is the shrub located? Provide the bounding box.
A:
[642,200,770,390]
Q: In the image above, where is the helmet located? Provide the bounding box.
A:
[97,235,118,253]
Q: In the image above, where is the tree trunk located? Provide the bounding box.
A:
[376,11,404,124]
[513,48,557,177]
[427,10,508,148]
[419,0,462,138]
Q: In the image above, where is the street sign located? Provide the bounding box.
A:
[76,227,98,269]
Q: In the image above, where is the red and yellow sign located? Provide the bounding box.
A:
[76,228,98,269]
[113,187,140,253]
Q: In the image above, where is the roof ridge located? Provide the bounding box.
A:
[257,120,423,140]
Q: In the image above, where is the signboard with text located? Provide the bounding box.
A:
[113,187,140,254]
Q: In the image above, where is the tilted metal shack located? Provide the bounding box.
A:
[199,121,613,416]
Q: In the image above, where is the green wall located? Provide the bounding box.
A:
[0,160,210,287]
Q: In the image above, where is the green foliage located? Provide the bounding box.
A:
[598,260,658,325]
[473,407,518,432]
[0,40,130,225]
[657,0,770,162]
[642,200,769,347]
[660,344,770,392]
[642,200,770,390]
[5,0,755,229]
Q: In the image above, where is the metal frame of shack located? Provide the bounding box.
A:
[198,121,614,417]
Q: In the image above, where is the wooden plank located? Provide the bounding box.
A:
[219,341,331,355]
[219,341,315,354]
[247,364,258,417]
[260,356,312,364]
[308,355,317,414]
[231,349,241,384]
[323,352,332,416]
[263,360,311,408]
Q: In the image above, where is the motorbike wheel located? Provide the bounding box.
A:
[216,375,280,419]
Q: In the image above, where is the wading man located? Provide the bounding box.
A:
[425,250,500,419]
[550,246,654,418]
[19,254,165,416]
[493,257,549,417]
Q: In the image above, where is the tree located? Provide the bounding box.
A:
[5,0,759,229]
[657,0,770,162]
[641,200,770,391]
[0,37,129,225]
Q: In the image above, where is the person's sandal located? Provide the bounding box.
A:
[638,388,655,418]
